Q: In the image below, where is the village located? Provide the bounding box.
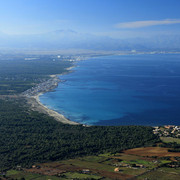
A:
[20,54,87,98]
[153,125,180,138]
[21,76,61,97]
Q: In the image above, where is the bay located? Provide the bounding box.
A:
[39,54,180,126]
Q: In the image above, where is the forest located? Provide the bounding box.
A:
[0,97,159,171]
[0,55,72,95]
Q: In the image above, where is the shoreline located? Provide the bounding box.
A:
[26,93,79,125]
[22,67,79,125]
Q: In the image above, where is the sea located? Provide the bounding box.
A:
[39,54,180,126]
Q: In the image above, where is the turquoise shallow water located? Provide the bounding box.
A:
[40,54,180,126]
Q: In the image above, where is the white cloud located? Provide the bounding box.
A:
[115,19,180,29]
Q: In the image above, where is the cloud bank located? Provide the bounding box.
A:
[116,19,180,28]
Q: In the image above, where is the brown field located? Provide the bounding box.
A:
[124,147,180,157]
[25,162,134,180]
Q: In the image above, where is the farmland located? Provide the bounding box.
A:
[123,146,180,157]
[160,137,180,144]
[3,146,180,180]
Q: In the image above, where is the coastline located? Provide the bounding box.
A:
[26,93,79,125]
[22,69,79,125]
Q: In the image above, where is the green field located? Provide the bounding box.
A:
[62,172,102,179]
[61,158,115,172]
[5,170,61,180]
[4,170,105,180]
[161,137,180,144]
[138,167,180,180]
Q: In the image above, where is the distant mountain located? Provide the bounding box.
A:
[0,29,180,51]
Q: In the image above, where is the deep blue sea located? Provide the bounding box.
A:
[39,54,180,126]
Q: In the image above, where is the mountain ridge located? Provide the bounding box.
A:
[0,29,180,51]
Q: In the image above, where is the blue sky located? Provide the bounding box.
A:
[0,0,180,38]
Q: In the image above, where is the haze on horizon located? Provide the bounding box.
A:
[0,0,180,51]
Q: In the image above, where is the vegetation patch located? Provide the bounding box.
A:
[161,137,180,144]
[0,55,72,95]
[62,172,102,179]
[137,168,180,180]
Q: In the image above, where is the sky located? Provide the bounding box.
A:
[0,0,180,38]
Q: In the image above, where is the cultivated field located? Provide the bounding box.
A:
[160,137,180,144]
[123,146,180,157]
[3,146,180,180]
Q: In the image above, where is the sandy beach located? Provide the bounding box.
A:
[26,94,79,125]
[22,73,79,125]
